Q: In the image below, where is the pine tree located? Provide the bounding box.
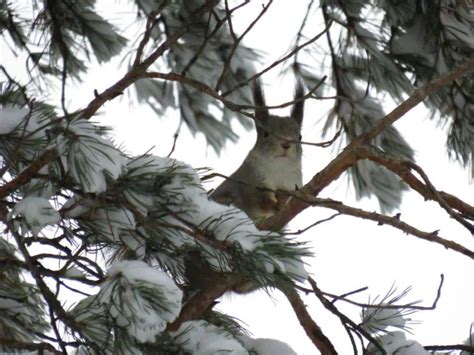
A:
[0,0,473,354]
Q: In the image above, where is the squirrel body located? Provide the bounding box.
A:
[210,80,304,221]
[185,80,305,295]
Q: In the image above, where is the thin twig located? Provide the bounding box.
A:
[181,1,249,76]
[424,344,474,352]
[325,274,444,311]
[309,277,386,354]
[214,0,271,90]
[283,212,341,235]
[358,146,474,222]
[133,5,167,67]
[221,22,332,97]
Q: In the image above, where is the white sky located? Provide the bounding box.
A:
[2,1,473,353]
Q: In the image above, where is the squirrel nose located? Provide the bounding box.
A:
[281,142,291,150]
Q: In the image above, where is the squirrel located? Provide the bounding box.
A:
[185,80,305,295]
[210,80,304,222]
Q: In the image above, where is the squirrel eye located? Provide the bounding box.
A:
[298,134,302,141]
[263,131,270,138]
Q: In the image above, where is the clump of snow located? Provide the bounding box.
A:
[239,335,297,355]
[390,17,436,67]
[0,107,28,134]
[12,196,60,235]
[62,118,126,193]
[89,207,136,242]
[98,260,182,343]
[0,106,51,139]
[64,266,84,278]
[170,320,246,355]
[368,331,429,355]
[440,7,474,50]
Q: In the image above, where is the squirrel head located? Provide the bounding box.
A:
[251,80,304,160]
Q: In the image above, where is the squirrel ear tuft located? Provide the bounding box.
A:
[291,80,305,126]
[252,80,269,125]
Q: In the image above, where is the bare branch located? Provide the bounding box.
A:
[281,286,338,354]
[181,1,250,76]
[406,161,474,233]
[358,146,474,223]
[202,171,473,258]
[309,197,473,258]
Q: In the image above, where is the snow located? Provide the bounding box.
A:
[12,196,60,235]
[64,266,84,278]
[368,331,429,355]
[99,260,183,343]
[64,118,126,193]
[239,335,297,355]
[390,17,436,66]
[0,106,49,139]
[90,207,136,242]
[0,106,27,134]
[170,320,247,355]
[440,7,474,50]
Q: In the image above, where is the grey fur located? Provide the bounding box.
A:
[211,80,305,222]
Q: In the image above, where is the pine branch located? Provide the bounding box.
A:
[0,207,83,353]
[81,0,219,119]
[259,57,474,231]
[0,149,56,199]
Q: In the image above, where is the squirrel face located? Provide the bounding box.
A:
[209,80,305,217]
[252,79,304,161]
[253,115,302,160]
